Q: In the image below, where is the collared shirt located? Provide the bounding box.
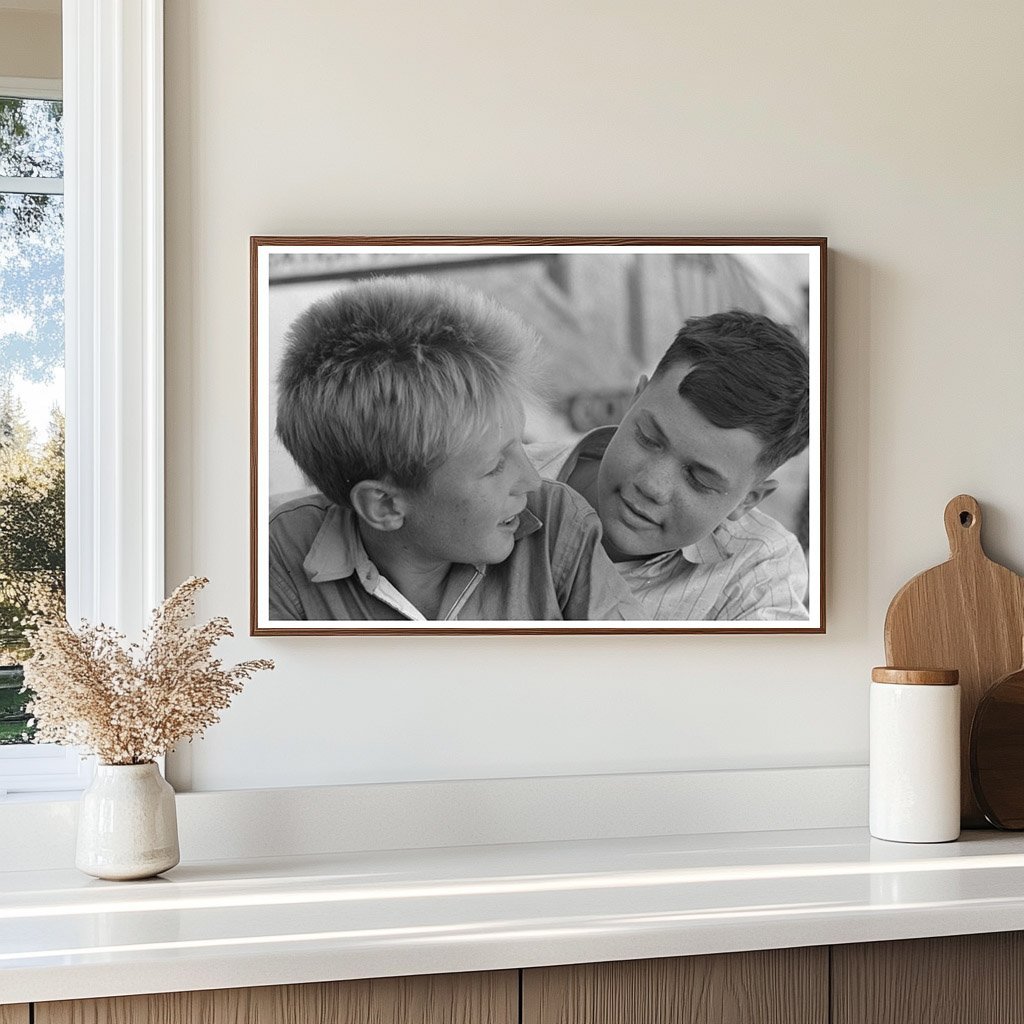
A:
[268,480,643,622]
[527,428,809,622]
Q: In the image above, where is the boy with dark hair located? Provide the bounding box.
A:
[270,276,642,623]
[529,310,811,621]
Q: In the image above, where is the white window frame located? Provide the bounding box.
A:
[0,0,164,799]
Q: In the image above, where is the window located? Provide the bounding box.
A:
[0,1,166,801]
[1,7,166,799]
[0,83,64,742]
[0,80,79,797]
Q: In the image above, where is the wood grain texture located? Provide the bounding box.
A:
[884,494,1024,826]
[871,667,959,686]
[36,971,517,1024]
[522,949,828,1024]
[0,1006,30,1024]
[833,932,1024,1024]
[970,660,1024,827]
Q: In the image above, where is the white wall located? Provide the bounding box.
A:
[164,0,1024,791]
[0,8,60,80]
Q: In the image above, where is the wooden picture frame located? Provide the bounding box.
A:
[251,237,826,635]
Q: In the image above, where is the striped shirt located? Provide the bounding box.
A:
[527,429,809,622]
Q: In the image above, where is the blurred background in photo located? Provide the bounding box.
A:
[266,249,812,552]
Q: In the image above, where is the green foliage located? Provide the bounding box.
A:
[0,391,64,743]
[0,96,66,742]
[0,665,31,743]
[0,393,65,644]
[0,97,62,180]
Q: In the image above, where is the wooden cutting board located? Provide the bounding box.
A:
[884,494,1024,827]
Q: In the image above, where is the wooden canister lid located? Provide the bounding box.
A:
[871,667,959,686]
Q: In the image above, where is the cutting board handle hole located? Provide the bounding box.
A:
[960,511,974,527]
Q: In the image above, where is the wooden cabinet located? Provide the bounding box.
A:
[16,933,1024,1024]
[522,948,828,1024]
[35,972,517,1024]
[832,932,1024,1024]
[521,935,1024,1024]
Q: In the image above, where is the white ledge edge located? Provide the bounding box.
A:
[0,765,868,871]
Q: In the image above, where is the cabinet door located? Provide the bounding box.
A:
[832,932,1024,1024]
[0,1007,29,1024]
[36,971,517,1024]
[523,949,828,1024]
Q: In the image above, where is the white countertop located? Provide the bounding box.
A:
[5,825,1024,1004]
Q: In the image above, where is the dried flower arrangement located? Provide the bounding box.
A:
[22,577,273,765]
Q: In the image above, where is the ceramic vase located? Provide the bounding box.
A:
[75,762,180,880]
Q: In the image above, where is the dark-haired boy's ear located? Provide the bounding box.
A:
[349,480,405,532]
[727,478,779,521]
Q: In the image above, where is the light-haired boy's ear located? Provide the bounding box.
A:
[727,478,779,521]
[631,374,650,401]
[349,480,405,532]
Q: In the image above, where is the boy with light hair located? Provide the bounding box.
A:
[270,276,641,622]
[529,310,811,621]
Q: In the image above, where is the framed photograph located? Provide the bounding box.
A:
[251,237,826,635]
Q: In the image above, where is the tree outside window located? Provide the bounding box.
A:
[0,94,65,744]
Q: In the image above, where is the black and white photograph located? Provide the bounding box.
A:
[250,238,825,635]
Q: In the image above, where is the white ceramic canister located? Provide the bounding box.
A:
[870,667,961,843]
